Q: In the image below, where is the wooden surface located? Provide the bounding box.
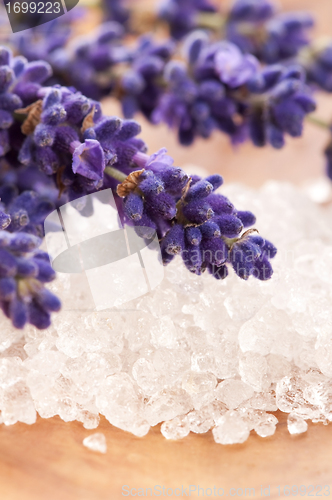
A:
[1,412,332,500]
[2,1,332,499]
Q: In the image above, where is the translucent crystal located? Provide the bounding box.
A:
[287,414,308,435]
[96,373,146,435]
[132,358,163,395]
[186,407,215,434]
[276,375,320,419]
[239,352,270,392]
[144,388,193,427]
[78,410,100,429]
[215,380,254,410]
[212,411,250,445]
[254,413,278,437]
[182,371,217,395]
[150,316,179,349]
[248,392,278,411]
[238,316,273,356]
[83,433,107,453]
[2,380,37,425]
[161,415,190,439]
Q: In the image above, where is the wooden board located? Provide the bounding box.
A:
[0,412,331,500]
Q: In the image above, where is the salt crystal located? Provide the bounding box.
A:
[238,316,273,356]
[215,379,254,410]
[132,358,163,395]
[161,415,190,439]
[145,388,193,427]
[2,380,36,425]
[239,352,270,393]
[83,433,107,453]
[150,316,178,349]
[276,375,320,420]
[254,413,278,438]
[287,414,308,435]
[186,407,215,434]
[79,410,100,429]
[182,371,217,395]
[212,411,250,445]
[304,177,332,203]
[191,347,216,373]
[248,392,278,411]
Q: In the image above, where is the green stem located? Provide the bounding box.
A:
[104,166,127,183]
[306,114,331,130]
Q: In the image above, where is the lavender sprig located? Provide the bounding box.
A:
[152,36,316,146]
[225,0,314,64]
[111,148,277,280]
[3,4,325,149]
[0,46,277,330]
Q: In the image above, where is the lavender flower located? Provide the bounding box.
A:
[0,231,60,329]
[228,0,275,23]
[226,0,314,63]
[56,22,129,101]
[151,49,243,145]
[0,45,278,330]
[120,36,174,120]
[153,34,315,147]
[214,41,259,88]
[158,0,216,39]
[246,64,316,147]
[12,14,76,63]
[114,148,276,280]
[302,41,332,92]
[7,191,54,236]
[104,0,130,26]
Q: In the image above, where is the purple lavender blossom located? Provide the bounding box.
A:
[120,36,174,120]
[152,52,243,145]
[226,0,314,63]
[0,231,60,329]
[52,22,129,101]
[71,140,105,183]
[246,64,316,147]
[152,33,316,147]
[11,12,80,63]
[0,45,277,330]
[305,42,332,92]
[214,42,259,88]
[117,148,276,280]
[158,0,216,39]
[229,0,276,23]
[104,0,130,26]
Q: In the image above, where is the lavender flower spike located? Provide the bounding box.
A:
[214,42,259,88]
[71,140,106,183]
[114,148,276,281]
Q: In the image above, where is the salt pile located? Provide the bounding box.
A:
[0,180,332,444]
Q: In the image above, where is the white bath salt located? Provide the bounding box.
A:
[215,379,255,410]
[287,414,308,435]
[186,407,215,434]
[83,433,107,453]
[212,411,250,444]
[1,182,332,443]
[253,413,278,438]
[161,415,190,440]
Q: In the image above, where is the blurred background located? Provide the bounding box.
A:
[97,0,332,188]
